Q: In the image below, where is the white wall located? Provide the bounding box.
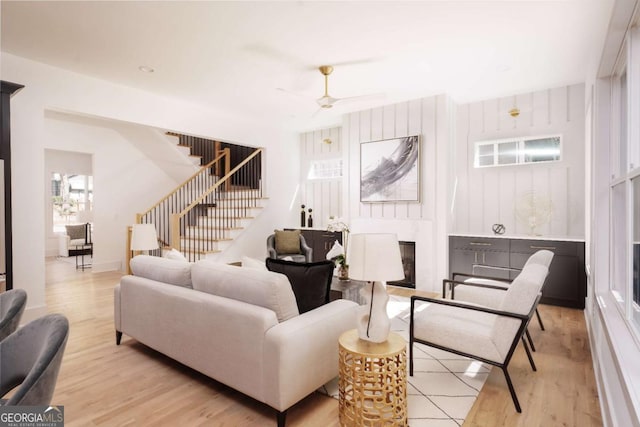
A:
[454,83,586,238]
[2,53,299,321]
[342,95,454,292]
[299,126,343,229]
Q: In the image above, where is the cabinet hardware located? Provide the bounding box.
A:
[530,245,556,250]
[470,242,491,246]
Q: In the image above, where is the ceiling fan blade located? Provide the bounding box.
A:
[333,93,386,105]
[311,108,325,118]
[276,87,315,101]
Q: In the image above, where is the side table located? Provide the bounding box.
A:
[330,277,367,305]
[73,243,93,271]
[338,329,407,426]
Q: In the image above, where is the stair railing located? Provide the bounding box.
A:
[135,148,231,251]
[170,148,263,261]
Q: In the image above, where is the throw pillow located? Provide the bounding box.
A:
[66,224,86,241]
[241,255,267,271]
[191,260,299,322]
[274,229,301,254]
[265,258,334,314]
[164,248,188,262]
[130,255,192,288]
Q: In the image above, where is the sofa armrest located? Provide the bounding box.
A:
[263,299,358,411]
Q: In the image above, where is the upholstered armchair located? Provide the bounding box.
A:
[0,289,27,341]
[409,263,549,413]
[266,230,312,263]
[58,223,92,257]
[0,314,69,405]
[448,250,554,350]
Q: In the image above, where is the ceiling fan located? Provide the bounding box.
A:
[315,65,382,109]
[278,65,384,114]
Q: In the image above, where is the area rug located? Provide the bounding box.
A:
[319,295,491,426]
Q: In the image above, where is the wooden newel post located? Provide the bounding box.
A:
[170,214,180,252]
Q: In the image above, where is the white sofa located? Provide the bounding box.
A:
[114,255,358,427]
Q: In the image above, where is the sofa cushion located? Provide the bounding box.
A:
[241,255,267,271]
[274,229,301,254]
[265,258,334,314]
[191,261,299,322]
[164,248,188,262]
[130,255,192,288]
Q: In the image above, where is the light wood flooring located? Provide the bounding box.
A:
[43,258,602,426]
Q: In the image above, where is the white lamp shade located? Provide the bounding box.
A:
[131,224,159,251]
[76,209,93,223]
[346,233,404,282]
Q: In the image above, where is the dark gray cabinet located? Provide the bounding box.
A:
[449,235,586,309]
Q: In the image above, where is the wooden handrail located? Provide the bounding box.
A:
[137,150,228,221]
[176,148,263,220]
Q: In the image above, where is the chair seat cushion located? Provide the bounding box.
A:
[412,300,506,363]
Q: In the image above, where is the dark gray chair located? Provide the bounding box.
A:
[266,233,313,263]
[0,289,27,341]
[0,314,69,406]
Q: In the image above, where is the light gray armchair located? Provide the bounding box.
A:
[267,232,313,263]
[0,289,27,341]
[0,314,69,405]
[410,263,549,413]
[448,250,554,351]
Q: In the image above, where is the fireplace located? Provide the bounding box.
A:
[388,241,415,288]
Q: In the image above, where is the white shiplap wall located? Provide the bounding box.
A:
[299,126,343,229]
[454,84,586,238]
[342,95,454,291]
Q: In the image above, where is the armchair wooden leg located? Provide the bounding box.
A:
[277,410,287,427]
[502,367,522,413]
[525,329,536,352]
[521,337,537,372]
[535,308,545,331]
[116,331,122,345]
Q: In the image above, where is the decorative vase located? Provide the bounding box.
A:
[338,265,349,281]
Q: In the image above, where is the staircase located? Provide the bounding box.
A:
[135,136,266,262]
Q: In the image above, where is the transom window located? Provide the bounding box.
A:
[307,158,343,180]
[474,135,562,168]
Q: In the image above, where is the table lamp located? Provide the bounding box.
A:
[131,223,159,254]
[347,233,404,343]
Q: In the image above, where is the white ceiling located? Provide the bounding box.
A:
[1,1,614,132]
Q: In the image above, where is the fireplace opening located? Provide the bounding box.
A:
[388,241,415,288]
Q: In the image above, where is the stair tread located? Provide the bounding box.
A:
[181,237,233,242]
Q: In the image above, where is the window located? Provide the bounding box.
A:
[307,158,343,180]
[611,181,627,304]
[474,135,561,168]
[51,173,93,233]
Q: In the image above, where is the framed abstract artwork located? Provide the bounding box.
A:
[360,135,420,203]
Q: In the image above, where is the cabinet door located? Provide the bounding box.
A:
[450,249,475,277]
[313,231,342,262]
[473,250,511,279]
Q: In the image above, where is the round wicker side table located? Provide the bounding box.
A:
[338,329,407,426]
